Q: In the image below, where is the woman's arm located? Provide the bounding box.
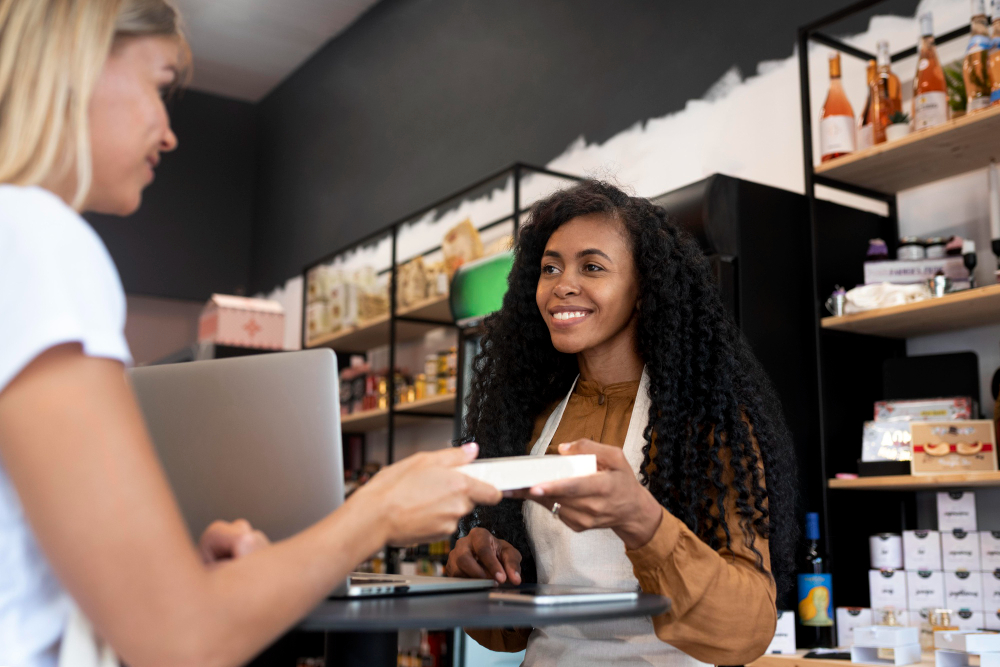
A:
[0,344,500,667]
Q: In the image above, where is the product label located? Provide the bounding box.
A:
[858,123,874,150]
[820,115,856,158]
[798,573,834,627]
[914,91,949,130]
[969,96,991,112]
[968,35,991,54]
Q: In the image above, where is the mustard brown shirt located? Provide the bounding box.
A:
[465,379,777,665]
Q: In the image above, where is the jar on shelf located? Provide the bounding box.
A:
[897,237,926,260]
[414,374,427,401]
[924,236,948,259]
[424,354,438,378]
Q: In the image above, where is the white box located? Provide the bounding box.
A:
[942,531,982,571]
[936,649,1000,667]
[851,644,922,665]
[938,492,978,532]
[987,611,1000,631]
[982,532,1000,571]
[864,256,969,285]
[954,609,987,631]
[854,625,920,647]
[875,398,974,422]
[872,534,905,570]
[935,629,1000,652]
[457,454,597,491]
[907,608,929,628]
[871,569,909,610]
[904,530,942,571]
[984,571,1000,611]
[945,571,985,611]
[907,570,945,610]
[765,610,796,654]
[198,294,285,350]
[837,607,872,647]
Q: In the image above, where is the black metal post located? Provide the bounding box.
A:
[324,631,397,667]
[388,228,398,466]
[513,164,522,242]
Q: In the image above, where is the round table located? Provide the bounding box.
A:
[300,589,671,666]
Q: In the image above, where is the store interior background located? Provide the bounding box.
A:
[91,0,1000,529]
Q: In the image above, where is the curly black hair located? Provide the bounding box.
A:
[460,179,797,595]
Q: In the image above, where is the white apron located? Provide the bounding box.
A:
[522,369,708,667]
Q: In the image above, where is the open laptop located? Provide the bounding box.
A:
[128,349,494,598]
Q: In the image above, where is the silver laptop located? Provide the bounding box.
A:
[129,349,493,598]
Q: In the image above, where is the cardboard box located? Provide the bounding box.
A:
[986,610,1000,631]
[945,570,985,611]
[935,630,1000,653]
[198,294,284,350]
[765,610,797,654]
[854,625,920,647]
[912,422,998,475]
[942,531,982,571]
[870,569,909,610]
[837,607,873,647]
[982,532,1000,571]
[907,570,945,610]
[863,256,969,285]
[984,570,1000,611]
[936,649,1000,667]
[872,534,905,570]
[863,421,913,462]
[851,644,922,665]
[938,492,978,532]
[954,609,987,631]
[875,398,973,422]
[904,530,943,571]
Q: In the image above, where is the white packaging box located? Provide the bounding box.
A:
[954,609,987,631]
[864,256,969,285]
[945,571,985,611]
[982,532,1000,571]
[457,454,597,491]
[854,625,920,647]
[935,629,1000,652]
[907,570,945,610]
[942,531,982,571]
[872,534,905,570]
[837,607,872,647]
[870,569,909,610]
[852,644,922,665]
[936,649,1000,667]
[904,530,943,571]
[938,492,978,532]
[986,610,1000,631]
[765,610,797,654]
[983,570,1000,611]
[907,608,927,628]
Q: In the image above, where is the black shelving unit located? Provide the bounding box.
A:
[301,163,581,464]
[797,1,982,609]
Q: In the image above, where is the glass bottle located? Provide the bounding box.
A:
[797,512,834,648]
[877,40,903,115]
[913,12,950,130]
[820,52,856,162]
[989,0,1000,104]
[965,0,992,112]
[867,62,893,145]
[858,60,877,150]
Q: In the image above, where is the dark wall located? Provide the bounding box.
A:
[88,89,256,301]
[250,0,918,293]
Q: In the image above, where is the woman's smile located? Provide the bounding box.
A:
[549,306,593,326]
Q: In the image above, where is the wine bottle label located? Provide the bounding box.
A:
[858,124,874,150]
[798,573,834,627]
[820,115,856,157]
[968,35,991,54]
[914,92,948,129]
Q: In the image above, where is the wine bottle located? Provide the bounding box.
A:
[858,60,877,150]
[964,0,992,112]
[797,512,834,648]
[820,52,855,162]
[869,62,893,145]
[989,0,1000,104]
[876,40,903,115]
[913,12,950,130]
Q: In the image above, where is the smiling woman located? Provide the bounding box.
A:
[446,180,798,666]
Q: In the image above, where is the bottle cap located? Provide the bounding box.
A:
[806,512,821,540]
[919,12,934,37]
[877,40,891,66]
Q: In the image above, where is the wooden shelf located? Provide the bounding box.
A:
[815,104,1000,194]
[306,298,453,352]
[397,294,452,323]
[820,284,1000,338]
[340,393,457,432]
[829,471,1000,491]
[750,651,939,667]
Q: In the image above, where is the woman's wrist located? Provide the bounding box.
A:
[614,488,663,551]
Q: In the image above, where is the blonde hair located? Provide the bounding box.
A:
[0,0,188,209]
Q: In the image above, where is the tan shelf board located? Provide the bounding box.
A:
[828,471,1000,491]
[395,392,457,416]
[340,407,389,432]
[814,104,1000,193]
[340,393,457,433]
[750,651,938,667]
[820,284,1000,338]
[398,295,452,323]
[305,311,452,352]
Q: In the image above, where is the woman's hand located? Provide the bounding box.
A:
[350,443,502,547]
[198,518,270,567]
[445,527,523,584]
[516,439,663,550]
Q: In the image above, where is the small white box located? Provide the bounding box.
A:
[938,492,978,532]
[904,530,942,571]
[198,294,285,350]
[765,610,797,654]
[935,629,1000,652]
[864,256,969,285]
[954,609,987,631]
[851,644,922,665]
[983,571,1000,611]
[942,531,982,571]
[907,608,929,628]
[936,649,1000,667]
[854,625,920,647]
[871,569,909,610]
[872,534,905,570]
[457,454,597,491]
[907,570,945,610]
[837,607,873,647]
[986,610,1000,631]
[945,571,985,611]
[982,532,1000,571]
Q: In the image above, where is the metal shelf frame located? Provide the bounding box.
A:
[301,163,582,463]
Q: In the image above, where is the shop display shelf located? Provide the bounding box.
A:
[815,105,1000,194]
[306,313,450,352]
[340,393,457,432]
[820,284,1000,338]
[750,651,935,667]
[397,294,453,323]
[828,471,1000,491]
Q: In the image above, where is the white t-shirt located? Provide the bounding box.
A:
[0,185,131,667]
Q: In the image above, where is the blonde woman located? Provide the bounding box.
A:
[0,1,501,666]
